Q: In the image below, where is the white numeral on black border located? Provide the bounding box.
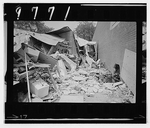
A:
[48,6,55,20]
[32,6,38,20]
[16,6,21,20]
[64,6,70,20]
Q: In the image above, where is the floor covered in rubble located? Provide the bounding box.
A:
[13,63,134,103]
[12,28,135,103]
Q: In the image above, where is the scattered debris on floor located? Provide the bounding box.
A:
[12,28,135,103]
[13,54,134,103]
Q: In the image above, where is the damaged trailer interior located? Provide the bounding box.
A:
[12,27,135,103]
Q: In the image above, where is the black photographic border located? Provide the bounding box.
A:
[4,3,146,123]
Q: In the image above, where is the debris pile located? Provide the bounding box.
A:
[53,66,134,103]
[12,28,135,103]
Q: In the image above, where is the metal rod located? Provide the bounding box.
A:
[25,52,31,102]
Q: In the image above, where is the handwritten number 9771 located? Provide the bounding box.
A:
[16,6,70,20]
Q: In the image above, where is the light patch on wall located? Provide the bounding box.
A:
[110,22,120,30]
[121,49,136,103]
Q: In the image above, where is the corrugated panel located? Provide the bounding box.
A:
[92,22,136,73]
